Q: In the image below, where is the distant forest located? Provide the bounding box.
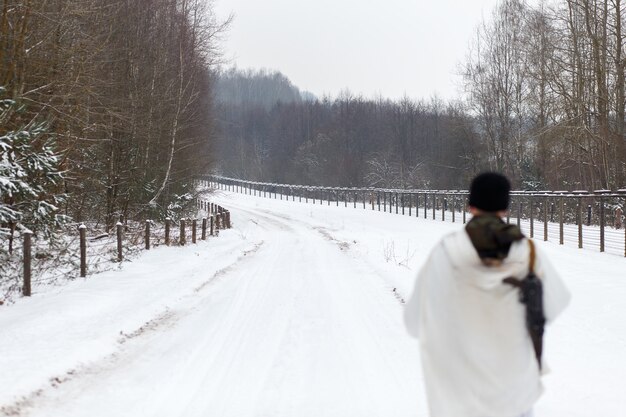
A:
[216,0,626,191]
[215,69,481,190]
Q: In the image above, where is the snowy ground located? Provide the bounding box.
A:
[1,190,625,416]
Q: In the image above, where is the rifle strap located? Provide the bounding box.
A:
[528,239,536,274]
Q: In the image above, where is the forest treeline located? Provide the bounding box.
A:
[216,79,480,189]
[1,0,225,241]
[216,0,626,191]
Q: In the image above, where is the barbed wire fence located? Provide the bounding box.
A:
[202,175,626,258]
[1,197,231,305]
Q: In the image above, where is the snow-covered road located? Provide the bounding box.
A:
[2,190,625,416]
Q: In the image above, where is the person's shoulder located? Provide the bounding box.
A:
[440,228,468,246]
[507,237,531,264]
[438,228,481,268]
[433,230,462,255]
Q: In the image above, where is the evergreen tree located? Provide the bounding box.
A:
[0,88,66,252]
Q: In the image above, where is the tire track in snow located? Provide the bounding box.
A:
[224,200,412,313]
[210,197,424,416]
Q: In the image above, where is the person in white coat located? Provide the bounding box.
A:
[404,172,571,417]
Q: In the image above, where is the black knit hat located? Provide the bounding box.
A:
[468,172,511,212]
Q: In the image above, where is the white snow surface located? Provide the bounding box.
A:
[1,190,625,416]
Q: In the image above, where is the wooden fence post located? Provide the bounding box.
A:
[461,196,467,224]
[441,195,448,222]
[79,224,87,277]
[117,222,123,262]
[145,220,151,250]
[578,199,583,248]
[165,218,171,246]
[192,219,197,244]
[23,231,32,296]
[416,194,421,219]
[622,197,626,257]
[210,216,215,236]
[559,198,564,245]
[382,192,386,212]
[202,218,207,240]
[543,197,548,242]
[530,197,535,238]
[433,194,437,220]
[451,196,455,223]
[600,197,605,252]
[180,219,186,246]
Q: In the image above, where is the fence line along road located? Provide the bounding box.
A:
[8,200,231,302]
[198,175,626,258]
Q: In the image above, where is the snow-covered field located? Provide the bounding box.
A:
[1,190,625,416]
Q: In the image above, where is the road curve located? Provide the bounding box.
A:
[24,193,426,417]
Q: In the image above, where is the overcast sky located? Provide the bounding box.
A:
[213,0,503,101]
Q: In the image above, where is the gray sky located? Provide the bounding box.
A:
[214,0,502,101]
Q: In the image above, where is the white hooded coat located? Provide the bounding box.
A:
[404,230,571,417]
